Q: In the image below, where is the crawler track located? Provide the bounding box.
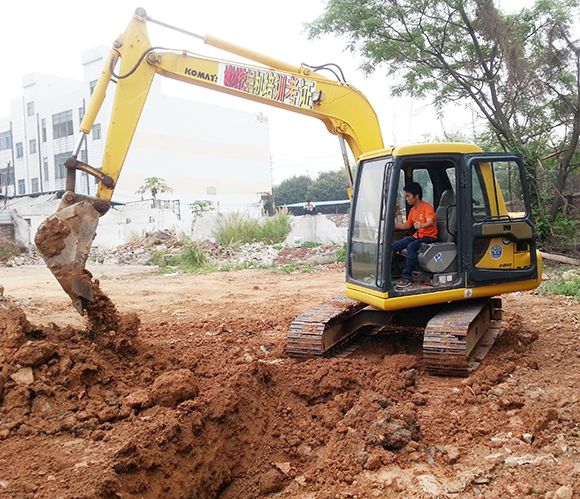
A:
[423,298,502,376]
[286,294,367,357]
[287,295,502,377]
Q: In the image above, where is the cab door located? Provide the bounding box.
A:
[463,153,539,286]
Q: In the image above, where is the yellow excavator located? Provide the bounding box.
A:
[35,8,542,376]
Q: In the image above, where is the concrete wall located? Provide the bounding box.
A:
[285,214,347,246]
[9,201,347,250]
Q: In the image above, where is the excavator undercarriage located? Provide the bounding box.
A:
[287,295,502,377]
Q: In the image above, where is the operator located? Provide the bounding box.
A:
[304,200,318,215]
[392,182,437,288]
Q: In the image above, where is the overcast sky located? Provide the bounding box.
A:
[1,0,535,184]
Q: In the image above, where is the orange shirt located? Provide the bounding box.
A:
[408,201,437,239]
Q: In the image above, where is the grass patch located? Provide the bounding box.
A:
[148,239,209,271]
[301,241,322,249]
[150,245,280,275]
[214,212,291,248]
[539,265,580,300]
[273,263,318,274]
[335,243,347,263]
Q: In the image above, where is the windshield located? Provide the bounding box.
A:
[349,159,389,287]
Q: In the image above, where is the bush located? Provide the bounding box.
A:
[214,212,291,248]
[0,237,20,262]
[335,243,347,263]
[179,240,210,267]
[537,214,580,256]
[148,239,209,270]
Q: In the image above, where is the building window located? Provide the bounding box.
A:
[92,124,101,140]
[0,131,11,150]
[54,152,71,179]
[29,139,37,154]
[27,102,35,116]
[41,118,47,142]
[16,142,23,158]
[52,110,74,139]
[43,158,49,182]
[18,179,25,195]
[79,106,85,123]
[0,168,15,187]
[89,80,98,96]
[31,178,39,193]
[80,150,87,163]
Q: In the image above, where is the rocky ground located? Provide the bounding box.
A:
[0,234,579,499]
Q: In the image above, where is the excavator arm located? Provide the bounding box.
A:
[35,8,385,314]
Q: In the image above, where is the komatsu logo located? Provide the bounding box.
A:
[184,68,217,82]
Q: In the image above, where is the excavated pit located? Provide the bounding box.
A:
[0,263,579,498]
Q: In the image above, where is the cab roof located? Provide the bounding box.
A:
[358,142,483,162]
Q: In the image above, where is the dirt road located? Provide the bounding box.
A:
[0,263,579,499]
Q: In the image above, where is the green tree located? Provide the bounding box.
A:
[136,177,173,205]
[189,200,215,214]
[307,169,350,201]
[306,0,580,227]
[272,175,312,206]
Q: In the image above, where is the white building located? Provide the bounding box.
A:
[0,46,272,223]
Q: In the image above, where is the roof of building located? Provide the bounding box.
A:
[282,200,350,208]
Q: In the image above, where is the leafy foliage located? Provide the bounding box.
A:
[306,169,350,202]
[335,243,347,263]
[189,200,215,214]
[273,169,350,212]
[136,177,173,202]
[272,175,312,206]
[307,0,580,233]
[535,213,580,254]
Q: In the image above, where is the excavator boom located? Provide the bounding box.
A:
[35,7,384,314]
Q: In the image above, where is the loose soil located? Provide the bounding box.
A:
[0,263,579,499]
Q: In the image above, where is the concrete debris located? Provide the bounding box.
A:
[553,486,574,499]
[6,229,343,268]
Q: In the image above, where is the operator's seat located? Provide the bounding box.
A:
[416,189,458,273]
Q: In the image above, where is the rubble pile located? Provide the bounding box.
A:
[5,229,343,269]
[274,244,341,265]
[90,229,183,265]
[326,213,349,228]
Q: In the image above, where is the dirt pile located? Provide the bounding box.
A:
[1,267,580,499]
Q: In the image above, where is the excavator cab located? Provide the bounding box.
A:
[288,143,541,373]
[346,143,540,309]
[306,143,542,374]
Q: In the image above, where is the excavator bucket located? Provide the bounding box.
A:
[35,200,101,315]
